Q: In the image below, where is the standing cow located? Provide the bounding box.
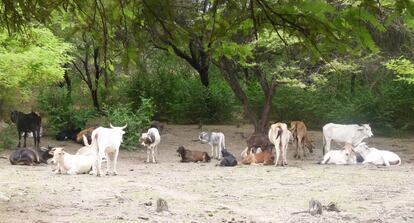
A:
[11,111,42,148]
[199,132,226,160]
[322,123,373,155]
[268,122,290,166]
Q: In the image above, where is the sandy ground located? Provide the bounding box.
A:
[0,124,414,223]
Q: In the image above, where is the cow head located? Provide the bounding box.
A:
[10,111,19,123]
[353,142,369,154]
[109,123,127,142]
[50,147,65,165]
[358,124,373,137]
[176,146,186,157]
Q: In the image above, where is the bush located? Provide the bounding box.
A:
[0,125,17,150]
[36,87,97,133]
[105,97,155,150]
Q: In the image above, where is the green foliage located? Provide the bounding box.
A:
[385,57,414,84]
[0,125,17,151]
[36,87,97,133]
[105,98,155,150]
[125,54,240,124]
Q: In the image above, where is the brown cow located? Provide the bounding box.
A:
[290,121,314,160]
[241,150,275,165]
[76,127,97,145]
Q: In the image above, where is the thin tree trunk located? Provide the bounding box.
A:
[91,89,100,111]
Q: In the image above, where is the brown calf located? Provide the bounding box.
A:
[290,121,314,160]
[241,150,275,165]
[76,127,96,145]
[176,146,211,163]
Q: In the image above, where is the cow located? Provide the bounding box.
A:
[268,122,290,166]
[290,121,314,160]
[50,147,95,175]
[9,146,53,165]
[319,144,357,165]
[199,132,225,160]
[241,150,275,165]
[322,123,373,155]
[91,124,127,176]
[140,127,161,163]
[353,142,401,166]
[76,127,97,145]
[11,111,41,148]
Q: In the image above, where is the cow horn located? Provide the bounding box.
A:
[110,123,115,128]
[121,124,128,130]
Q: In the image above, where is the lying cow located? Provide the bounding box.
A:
[9,147,53,165]
[76,127,97,145]
[91,124,127,176]
[241,150,275,165]
[199,132,225,160]
[140,127,161,163]
[176,146,210,163]
[353,142,401,166]
[218,148,238,167]
[51,147,95,174]
[319,144,356,165]
[268,122,290,166]
[322,123,373,155]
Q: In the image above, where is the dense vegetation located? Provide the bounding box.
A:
[1,0,414,149]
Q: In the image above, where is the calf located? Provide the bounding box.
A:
[199,132,225,160]
[290,121,314,160]
[268,122,290,166]
[218,148,238,167]
[319,144,357,165]
[140,127,161,163]
[51,147,95,174]
[176,146,210,162]
[91,124,127,176]
[323,123,373,155]
[76,127,97,145]
[11,111,41,148]
[353,142,401,166]
[241,150,275,165]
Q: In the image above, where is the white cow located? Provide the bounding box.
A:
[353,142,401,166]
[51,147,95,175]
[319,144,356,165]
[91,124,127,176]
[199,132,225,160]
[140,127,161,163]
[268,122,290,166]
[322,123,373,155]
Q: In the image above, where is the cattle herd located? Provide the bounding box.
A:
[7,110,402,177]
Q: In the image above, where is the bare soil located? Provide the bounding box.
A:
[1,124,414,223]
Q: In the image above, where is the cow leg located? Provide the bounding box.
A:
[23,132,27,147]
[105,152,111,175]
[113,149,119,175]
[96,154,103,177]
[211,146,215,159]
[151,147,156,163]
[32,131,37,148]
[274,146,280,166]
[294,138,299,159]
[282,141,288,166]
[146,147,150,163]
[17,131,21,147]
[298,137,304,160]
[324,139,331,155]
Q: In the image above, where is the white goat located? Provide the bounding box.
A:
[353,142,401,166]
[140,127,161,163]
[268,122,290,166]
[91,124,127,176]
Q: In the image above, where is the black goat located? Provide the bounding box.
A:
[11,111,42,148]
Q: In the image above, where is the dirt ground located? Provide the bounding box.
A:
[0,124,414,223]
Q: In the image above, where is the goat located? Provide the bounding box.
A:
[290,121,314,160]
[11,111,41,148]
[268,122,290,166]
[140,127,161,163]
[199,132,226,160]
[176,146,210,162]
[56,128,81,141]
[241,150,275,165]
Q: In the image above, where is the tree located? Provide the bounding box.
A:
[0,27,72,116]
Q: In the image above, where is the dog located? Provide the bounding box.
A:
[176,146,211,162]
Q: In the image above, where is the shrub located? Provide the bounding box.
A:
[104,97,155,150]
[36,87,97,133]
[0,125,17,150]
